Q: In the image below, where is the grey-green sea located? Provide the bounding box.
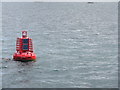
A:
[2,2,118,88]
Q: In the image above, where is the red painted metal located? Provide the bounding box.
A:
[13,31,36,61]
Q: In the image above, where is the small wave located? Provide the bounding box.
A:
[2,58,12,60]
[53,69,59,71]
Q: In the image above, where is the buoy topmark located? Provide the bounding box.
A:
[13,31,36,62]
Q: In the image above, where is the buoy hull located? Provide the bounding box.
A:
[13,52,36,62]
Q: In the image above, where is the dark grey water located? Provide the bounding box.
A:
[2,2,118,88]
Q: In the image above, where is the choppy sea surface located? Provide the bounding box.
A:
[2,2,118,88]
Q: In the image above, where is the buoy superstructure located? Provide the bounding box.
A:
[13,31,36,61]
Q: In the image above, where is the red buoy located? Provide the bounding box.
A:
[13,31,36,62]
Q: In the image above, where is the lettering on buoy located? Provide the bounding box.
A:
[13,31,36,62]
